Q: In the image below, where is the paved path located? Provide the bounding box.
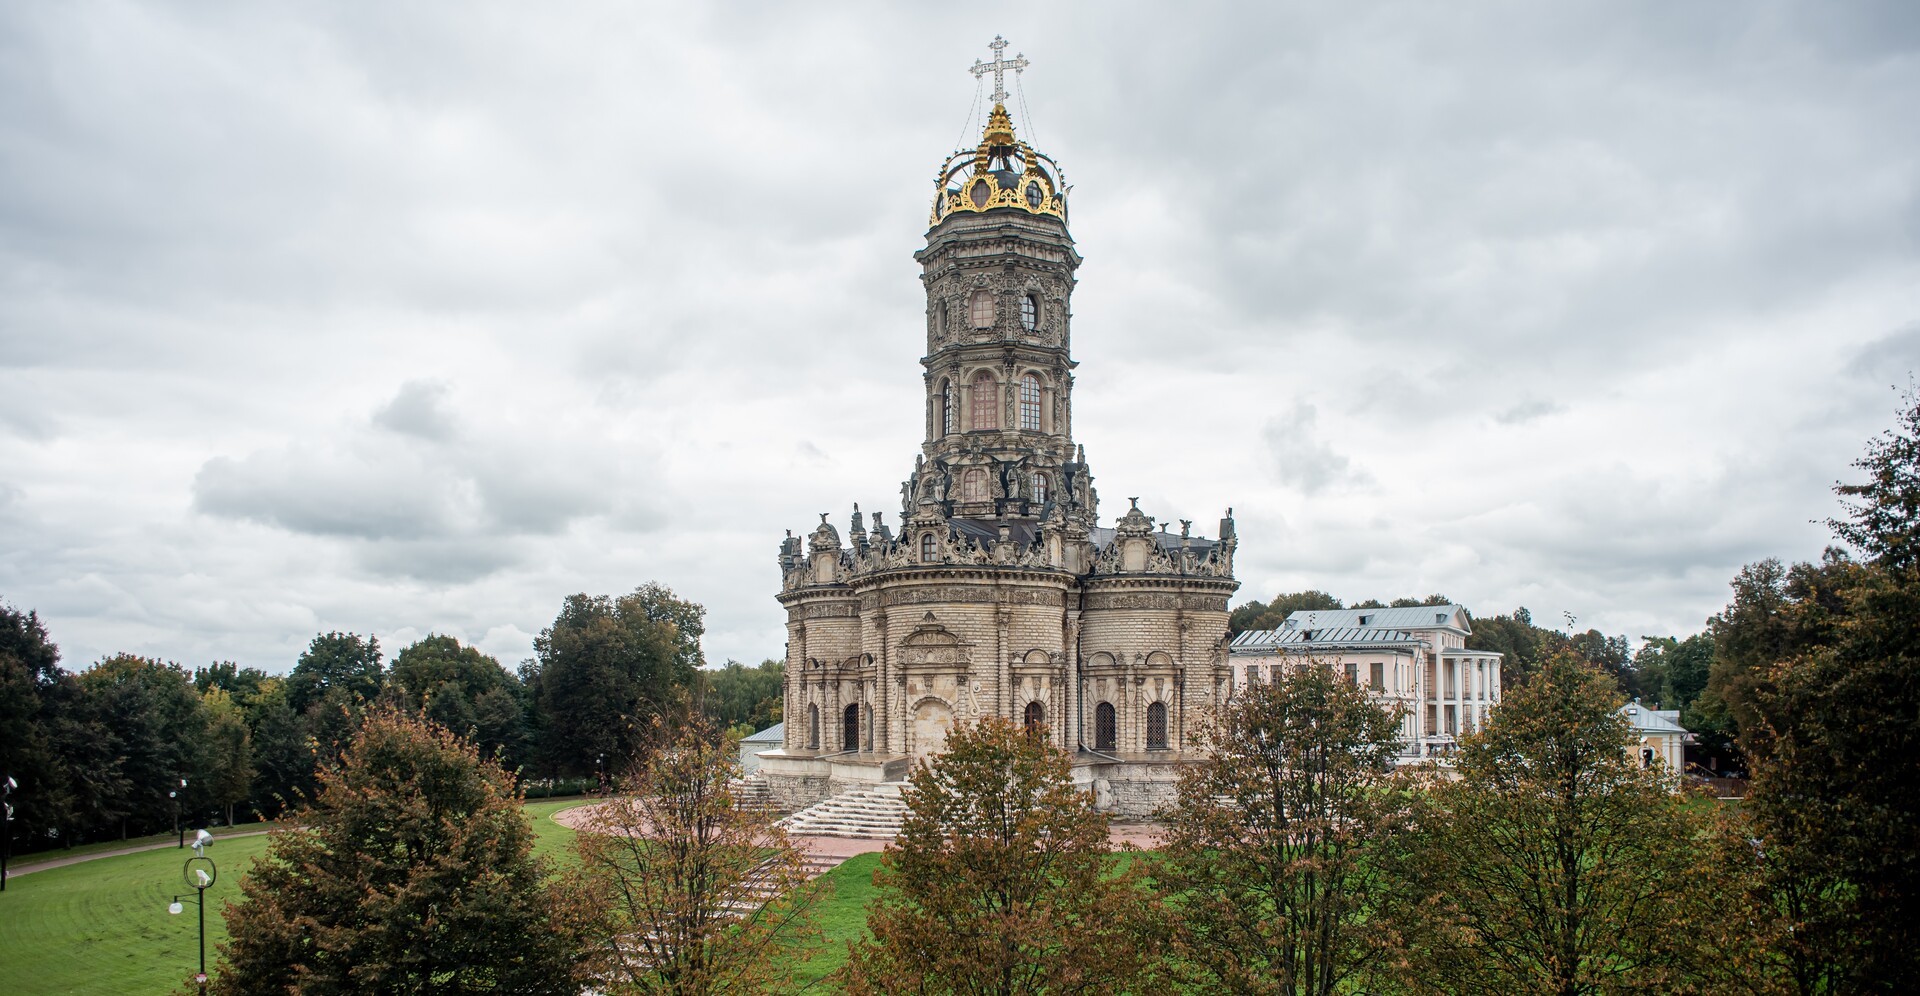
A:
[3,829,274,880]
[552,801,1165,861]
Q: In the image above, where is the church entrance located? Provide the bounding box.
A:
[843,703,861,753]
[911,700,953,763]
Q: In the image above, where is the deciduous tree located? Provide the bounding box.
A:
[213,709,587,995]
[528,584,704,778]
[1382,650,1718,996]
[1159,660,1405,996]
[841,717,1164,996]
[574,713,821,996]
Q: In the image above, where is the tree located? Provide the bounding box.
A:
[1382,650,1718,995]
[527,584,705,777]
[1725,392,1920,990]
[574,713,821,996]
[285,631,383,715]
[0,600,78,847]
[1158,660,1405,995]
[200,687,254,826]
[841,717,1164,995]
[1464,606,1565,686]
[698,659,784,735]
[76,655,212,838]
[213,709,587,995]
[1229,590,1345,637]
[389,635,527,767]
[237,677,310,817]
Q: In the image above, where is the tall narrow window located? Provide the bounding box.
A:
[1024,700,1045,734]
[1370,661,1385,690]
[807,704,820,749]
[1146,702,1168,749]
[1019,374,1042,430]
[962,469,986,501]
[920,534,937,562]
[1344,661,1358,685]
[969,289,994,328]
[843,703,861,752]
[937,300,948,336]
[970,373,998,430]
[1030,472,1048,503]
[1021,294,1038,330]
[941,381,956,434]
[1094,702,1117,751]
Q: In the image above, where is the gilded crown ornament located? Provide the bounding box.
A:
[930,37,1068,226]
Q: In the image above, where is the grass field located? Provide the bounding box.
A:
[0,799,586,995]
[0,799,881,994]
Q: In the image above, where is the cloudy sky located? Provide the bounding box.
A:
[3,1,1917,675]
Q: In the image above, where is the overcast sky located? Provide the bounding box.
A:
[3,2,1917,675]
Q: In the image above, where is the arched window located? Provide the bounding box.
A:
[969,289,994,328]
[807,704,820,749]
[969,373,998,430]
[1024,700,1045,734]
[941,381,956,434]
[961,469,986,502]
[1094,702,1117,751]
[921,534,937,562]
[1019,374,1042,431]
[1146,702,1169,749]
[844,703,861,752]
[1021,294,1038,330]
[1030,472,1048,503]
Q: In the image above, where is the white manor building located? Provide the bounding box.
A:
[1228,605,1504,759]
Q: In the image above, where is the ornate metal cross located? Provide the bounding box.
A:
[970,35,1029,106]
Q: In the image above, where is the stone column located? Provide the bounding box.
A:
[996,605,1012,721]
[875,611,891,753]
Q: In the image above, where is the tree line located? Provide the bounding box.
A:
[0,582,786,853]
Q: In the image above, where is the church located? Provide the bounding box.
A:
[754,42,1239,817]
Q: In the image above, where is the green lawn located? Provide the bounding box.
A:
[0,799,591,995]
[0,799,887,994]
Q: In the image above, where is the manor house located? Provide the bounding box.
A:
[754,46,1238,817]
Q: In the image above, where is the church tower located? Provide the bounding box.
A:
[764,39,1239,817]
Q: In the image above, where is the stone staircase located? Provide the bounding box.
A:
[730,771,777,814]
[779,782,911,839]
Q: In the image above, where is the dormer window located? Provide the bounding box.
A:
[1021,294,1038,330]
[969,289,994,328]
[921,534,937,562]
[1357,615,1371,626]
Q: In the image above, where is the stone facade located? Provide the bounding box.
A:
[757,103,1238,816]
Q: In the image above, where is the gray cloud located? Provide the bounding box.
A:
[1263,403,1371,495]
[2,1,1917,670]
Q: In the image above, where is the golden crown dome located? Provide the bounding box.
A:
[930,103,1068,227]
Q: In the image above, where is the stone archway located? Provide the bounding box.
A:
[911,698,954,763]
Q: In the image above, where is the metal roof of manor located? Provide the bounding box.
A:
[1231,626,1425,650]
[741,721,784,744]
[1281,605,1473,633]
[1618,704,1690,736]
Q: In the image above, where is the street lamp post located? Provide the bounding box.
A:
[596,753,606,795]
[169,829,217,993]
[172,778,188,848]
[2,774,16,893]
